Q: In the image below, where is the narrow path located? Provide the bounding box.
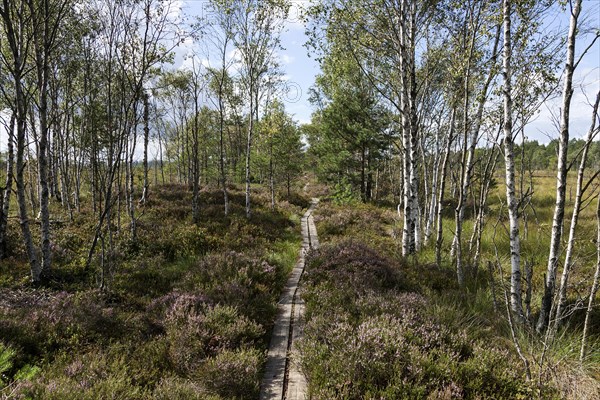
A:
[260,199,319,400]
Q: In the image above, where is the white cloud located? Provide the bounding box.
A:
[280,54,295,65]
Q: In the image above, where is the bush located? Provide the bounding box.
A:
[181,251,282,323]
[284,191,312,209]
[197,348,263,399]
[304,240,406,295]
[156,292,264,375]
[152,377,218,400]
[154,225,212,261]
[300,241,536,399]
[19,349,149,400]
[0,290,125,361]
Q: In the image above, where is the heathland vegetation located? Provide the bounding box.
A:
[1,0,599,399]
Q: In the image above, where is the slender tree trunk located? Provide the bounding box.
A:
[269,133,275,211]
[399,0,416,256]
[408,0,420,252]
[158,123,165,185]
[192,83,201,225]
[470,139,500,266]
[452,21,501,269]
[537,0,581,332]
[140,92,150,204]
[424,126,440,246]
[581,192,600,361]
[245,83,254,219]
[16,87,41,281]
[555,91,600,323]
[503,0,524,318]
[436,107,456,266]
[0,0,42,281]
[218,70,229,215]
[0,113,16,259]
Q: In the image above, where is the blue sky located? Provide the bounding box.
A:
[0,0,597,150]
[180,0,598,142]
[180,0,319,124]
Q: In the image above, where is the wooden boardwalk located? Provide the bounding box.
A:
[259,199,319,400]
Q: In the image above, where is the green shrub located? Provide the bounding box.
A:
[152,377,219,400]
[21,349,149,400]
[198,348,263,399]
[300,241,537,399]
[159,293,264,375]
[181,252,282,323]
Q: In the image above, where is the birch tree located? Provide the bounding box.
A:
[581,191,600,361]
[554,91,600,323]
[228,0,289,219]
[0,113,15,259]
[502,0,524,318]
[0,0,40,282]
[204,0,237,215]
[537,0,582,332]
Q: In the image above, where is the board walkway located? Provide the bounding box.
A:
[259,199,319,400]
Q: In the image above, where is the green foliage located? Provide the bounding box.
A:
[254,99,305,194]
[0,342,40,397]
[331,178,359,205]
[300,241,540,399]
[161,298,264,374]
[305,48,393,202]
[197,348,263,399]
[0,184,303,398]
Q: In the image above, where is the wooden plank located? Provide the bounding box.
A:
[260,200,317,400]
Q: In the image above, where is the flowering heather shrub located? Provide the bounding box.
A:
[152,224,212,261]
[283,191,312,210]
[0,290,123,359]
[156,292,264,375]
[300,241,535,399]
[152,377,219,400]
[304,240,406,293]
[0,185,304,398]
[19,348,149,400]
[314,202,395,243]
[181,251,282,323]
[197,348,263,399]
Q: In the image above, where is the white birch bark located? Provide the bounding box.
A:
[400,0,415,256]
[424,126,440,246]
[555,91,600,323]
[0,113,15,259]
[503,0,524,318]
[537,0,581,332]
[436,107,456,266]
[581,193,600,361]
[0,0,41,281]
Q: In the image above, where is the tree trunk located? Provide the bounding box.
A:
[555,91,600,323]
[400,0,416,256]
[470,137,500,267]
[436,107,456,266]
[0,113,16,259]
[245,82,255,219]
[269,133,275,211]
[140,92,150,205]
[503,0,524,318]
[537,0,581,332]
[192,82,201,225]
[580,192,600,361]
[16,86,41,281]
[408,0,420,252]
[218,68,229,215]
[424,125,440,246]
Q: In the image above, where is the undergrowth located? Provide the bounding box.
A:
[0,184,307,399]
[298,199,592,399]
